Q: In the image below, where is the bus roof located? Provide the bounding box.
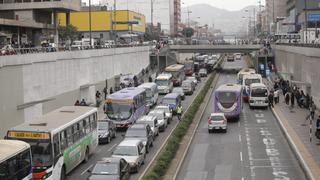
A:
[215,83,242,92]
[156,73,172,80]
[243,73,262,79]
[138,82,157,89]
[8,106,97,133]
[0,140,30,162]
[163,93,180,99]
[239,68,256,73]
[165,64,185,72]
[250,83,267,89]
[108,87,145,100]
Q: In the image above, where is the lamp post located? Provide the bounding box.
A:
[89,0,92,47]
[304,0,308,43]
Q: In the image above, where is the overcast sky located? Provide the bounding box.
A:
[181,0,265,11]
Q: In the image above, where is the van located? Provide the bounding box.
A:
[155,73,173,94]
[138,83,158,107]
[161,93,181,114]
[136,115,159,138]
[249,83,269,108]
[182,80,195,95]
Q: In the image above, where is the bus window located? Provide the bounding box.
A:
[84,117,91,134]
[67,127,73,146]
[78,122,84,138]
[73,124,80,142]
[90,114,97,130]
[53,135,60,163]
[60,130,67,150]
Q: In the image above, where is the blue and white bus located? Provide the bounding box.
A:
[105,87,149,129]
[0,140,32,180]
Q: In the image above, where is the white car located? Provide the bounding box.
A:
[148,110,167,132]
[154,105,173,123]
[136,115,159,138]
[112,139,146,173]
[208,113,227,133]
[186,76,198,85]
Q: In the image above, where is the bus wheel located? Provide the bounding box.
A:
[84,148,89,163]
[60,166,66,180]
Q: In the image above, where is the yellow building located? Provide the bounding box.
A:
[58,10,145,41]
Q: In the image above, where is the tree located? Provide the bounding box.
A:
[182,27,194,38]
[58,25,80,43]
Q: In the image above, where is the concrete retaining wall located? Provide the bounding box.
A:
[274,45,320,107]
[0,47,150,137]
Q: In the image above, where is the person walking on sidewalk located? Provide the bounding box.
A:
[274,89,279,104]
[268,91,274,108]
[103,87,108,100]
[177,104,183,121]
[290,92,295,108]
[285,92,290,105]
[315,116,320,140]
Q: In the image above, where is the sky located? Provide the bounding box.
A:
[181,0,265,11]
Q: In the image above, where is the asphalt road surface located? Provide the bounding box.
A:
[176,58,307,180]
[67,75,208,180]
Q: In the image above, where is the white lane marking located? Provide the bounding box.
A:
[107,144,117,152]
[241,177,244,180]
[255,113,264,118]
[240,151,243,162]
[238,121,241,127]
[239,134,242,142]
[81,164,93,175]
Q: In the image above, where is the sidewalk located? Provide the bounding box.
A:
[264,78,320,180]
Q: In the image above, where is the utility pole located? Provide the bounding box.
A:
[113,0,117,45]
[187,7,192,27]
[304,0,308,43]
[272,0,275,34]
[89,0,92,47]
[253,7,256,38]
[151,0,154,25]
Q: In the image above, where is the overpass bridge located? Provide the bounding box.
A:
[169,45,262,53]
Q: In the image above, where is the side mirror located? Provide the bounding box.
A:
[87,169,92,173]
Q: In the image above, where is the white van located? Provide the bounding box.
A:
[155,73,173,94]
[242,73,262,101]
[138,82,158,107]
[136,115,159,137]
[249,83,269,108]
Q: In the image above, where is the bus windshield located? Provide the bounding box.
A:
[106,103,132,120]
[28,140,53,167]
[245,79,260,86]
[155,79,169,86]
[251,88,268,97]
[218,92,237,108]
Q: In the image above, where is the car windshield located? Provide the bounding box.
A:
[113,146,138,156]
[251,88,268,97]
[126,129,147,137]
[162,98,176,105]
[200,69,206,73]
[139,121,154,127]
[245,79,260,86]
[149,112,164,119]
[106,103,132,121]
[172,88,183,93]
[98,122,109,130]
[92,163,118,175]
[155,107,169,113]
[155,79,169,86]
[187,77,196,81]
[210,115,225,121]
[218,92,237,108]
[182,82,191,87]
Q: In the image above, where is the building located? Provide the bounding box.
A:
[104,0,180,36]
[265,0,287,34]
[0,0,80,47]
[58,9,145,42]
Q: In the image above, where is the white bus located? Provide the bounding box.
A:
[237,68,256,84]
[138,82,159,107]
[7,106,98,180]
[249,83,269,108]
[0,140,32,180]
[155,73,173,94]
[242,73,262,101]
[165,64,185,86]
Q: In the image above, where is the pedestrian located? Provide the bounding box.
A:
[274,89,279,104]
[74,100,80,106]
[285,92,290,105]
[310,102,316,120]
[80,99,87,106]
[103,87,108,100]
[315,116,320,140]
[290,92,295,108]
[95,91,102,107]
[148,76,153,82]
[109,87,113,94]
[176,104,183,121]
[268,92,274,108]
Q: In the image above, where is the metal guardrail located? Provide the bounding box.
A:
[275,43,320,48]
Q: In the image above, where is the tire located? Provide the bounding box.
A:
[60,166,66,180]
[107,136,111,144]
[83,148,89,163]
[224,129,227,133]
[113,130,116,138]
[208,129,211,133]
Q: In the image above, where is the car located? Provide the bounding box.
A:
[125,124,153,153]
[148,110,167,132]
[136,115,159,139]
[186,76,198,85]
[208,113,227,133]
[154,105,173,123]
[98,120,117,144]
[112,139,146,173]
[199,68,208,77]
[87,157,130,180]
[161,93,182,115]
[182,80,195,95]
[172,87,185,100]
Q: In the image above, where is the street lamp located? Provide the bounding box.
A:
[89,0,92,48]
[182,2,192,27]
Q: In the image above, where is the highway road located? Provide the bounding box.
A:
[67,74,208,180]
[176,59,307,180]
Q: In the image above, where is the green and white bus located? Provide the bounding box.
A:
[6,106,98,180]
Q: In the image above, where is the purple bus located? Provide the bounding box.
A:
[214,84,243,120]
[105,87,149,129]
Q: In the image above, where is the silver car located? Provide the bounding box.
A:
[172,87,185,100]
[148,110,168,132]
[186,76,198,85]
[208,113,227,133]
[154,105,173,124]
[112,139,146,173]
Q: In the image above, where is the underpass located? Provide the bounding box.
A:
[176,58,306,180]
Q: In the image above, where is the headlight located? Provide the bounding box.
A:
[159,120,164,125]
[130,162,137,167]
[142,141,147,146]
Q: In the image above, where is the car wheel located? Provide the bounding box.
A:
[224,129,227,133]
[107,136,111,144]
[208,129,211,133]
[113,130,117,138]
[146,146,149,154]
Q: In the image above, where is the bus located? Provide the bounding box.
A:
[165,64,185,86]
[0,140,32,180]
[155,73,173,94]
[6,106,98,180]
[105,87,148,129]
[242,73,262,102]
[184,60,194,76]
[237,68,256,84]
[138,82,159,107]
[214,84,243,120]
[249,83,269,108]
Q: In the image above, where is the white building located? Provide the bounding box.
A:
[104,0,174,35]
